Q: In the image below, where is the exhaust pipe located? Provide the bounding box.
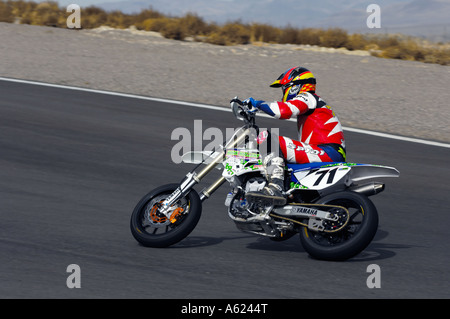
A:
[350,182,385,196]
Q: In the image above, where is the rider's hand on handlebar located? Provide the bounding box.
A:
[243,97,263,110]
[230,97,244,106]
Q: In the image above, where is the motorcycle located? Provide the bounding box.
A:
[130,98,400,261]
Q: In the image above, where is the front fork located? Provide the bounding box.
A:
[159,127,252,217]
[158,168,225,218]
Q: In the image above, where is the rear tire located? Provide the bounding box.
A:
[299,191,378,261]
[130,184,202,247]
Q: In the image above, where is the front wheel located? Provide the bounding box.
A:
[299,191,378,261]
[130,184,202,247]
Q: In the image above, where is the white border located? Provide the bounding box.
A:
[1,76,449,149]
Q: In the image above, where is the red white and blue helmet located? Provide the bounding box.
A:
[270,66,316,102]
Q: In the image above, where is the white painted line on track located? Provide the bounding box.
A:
[1,76,450,149]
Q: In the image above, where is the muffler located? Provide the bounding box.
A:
[350,182,385,196]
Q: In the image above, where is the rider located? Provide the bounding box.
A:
[244,66,346,205]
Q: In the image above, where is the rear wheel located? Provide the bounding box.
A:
[299,191,378,261]
[130,184,202,247]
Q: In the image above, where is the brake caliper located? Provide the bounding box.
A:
[169,207,184,223]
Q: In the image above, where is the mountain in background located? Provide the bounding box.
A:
[315,0,450,40]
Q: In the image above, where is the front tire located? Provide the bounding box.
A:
[299,191,378,261]
[130,184,202,247]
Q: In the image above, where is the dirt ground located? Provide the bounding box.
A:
[1,23,449,143]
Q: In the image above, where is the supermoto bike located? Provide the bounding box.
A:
[130,98,400,261]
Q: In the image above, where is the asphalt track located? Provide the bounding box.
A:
[1,79,449,300]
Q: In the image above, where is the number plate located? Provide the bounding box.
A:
[294,166,350,190]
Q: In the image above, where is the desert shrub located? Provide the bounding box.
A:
[135,9,163,30]
[374,35,401,49]
[206,21,251,45]
[179,12,210,37]
[319,28,348,48]
[295,28,322,45]
[346,34,369,50]
[105,10,133,29]
[7,0,31,17]
[376,46,403,59]
[251,23,281,43]
[0,0,14,23]
[135,8,163,22]
[138,13,210,40]
[223,22,251,44]
[7,0,37,24]
[205,32,227,45]
[376,37,425,61]
[138,17,185,40]
[81,6,107,28]
[372,38,450,65]
[25,1,65,27]
[138,17,169,32]
[160,19,186,40]
[422,48,450,65]
[278,25,300,44]
[398,40,426,61]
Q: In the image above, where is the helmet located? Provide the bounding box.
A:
[270,67,316,102]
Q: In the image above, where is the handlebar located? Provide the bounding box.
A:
[230,97,257,125]
[230,97,244,106]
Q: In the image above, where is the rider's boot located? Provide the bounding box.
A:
[246,156,287,206]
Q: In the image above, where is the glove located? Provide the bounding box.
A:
[243,97,264,109]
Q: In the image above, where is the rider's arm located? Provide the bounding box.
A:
[253,93,316,119]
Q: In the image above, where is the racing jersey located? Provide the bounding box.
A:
[258,92,345,147]
[257,92,346,163]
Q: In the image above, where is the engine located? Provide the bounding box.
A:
[226,177,289,237]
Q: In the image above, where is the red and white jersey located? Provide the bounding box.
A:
[259,92,345,148]
[257,92,345,163]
